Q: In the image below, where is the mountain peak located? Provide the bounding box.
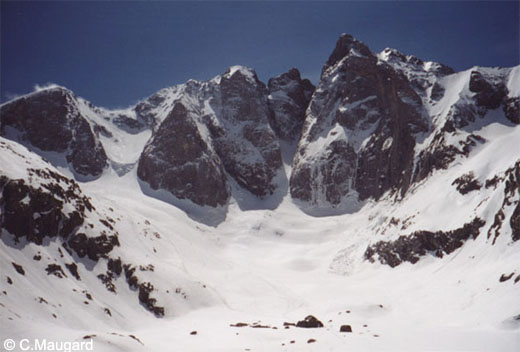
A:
[379,47,455,78]
[285,67,302,80]
[224,65,258,82]
[322,34,373,77]
[33,83,69,93]
[380,47,408,63]
[0,84,73,108]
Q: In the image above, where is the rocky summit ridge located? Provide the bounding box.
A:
[1,34,518,218]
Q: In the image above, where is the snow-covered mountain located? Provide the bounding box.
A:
[1,34,519,351]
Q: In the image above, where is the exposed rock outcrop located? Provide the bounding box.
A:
[0,163,92,245]
[267,68,315,141]
[0,88,107,177]
[290,34,427,209]
[452,171,482,195]
[216,67,283,197]
[487,161,520,243]
[469,71,507,110]
[0,34,516,220]
[503,97,520,124]
[290,34,515,213]
[137,66,285,207]
[137,103,229,207]
[412,133,486,183]
[296,315,324,328]
[0,138,119,259]
[365,217,486,267]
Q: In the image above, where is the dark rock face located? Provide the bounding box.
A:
[0,139,120,265]
[138,67,285,207]
[124,264,139,289]
[429,63,455,77]
[137,103,229,207]
[296,315,324,328]
[0,88,107,177]
[291,34,427,207]
[469,71,492,93]
[0,168,92,245]
[511,202,520,242]
[412,133,486,184]
[343,60,426,201]
[107,257,123,276]
[487,161,520,243]
[290,34,514,213]
[365,217,486,267]
[46,264,67,278]
[267,68,315,141]
[120,264,164,316]
[430,82,445,101]
[68,232,120,261]
[380,47,454,99]
[469,71,507,110]
[2,177,63,244]
[321,34,373,76]
[134,91,169,130]
[503,97,520,124]
[1,167,121,260]
[138,282,165,317]
[65,263,81,280]
[452,171,482,195]
[113,115,146,133]
[216,68,283,197]
[67,118,107,177]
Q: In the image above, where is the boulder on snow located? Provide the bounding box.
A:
[296,315,324,328]
[499,273,515,282]
[340,325,352,333]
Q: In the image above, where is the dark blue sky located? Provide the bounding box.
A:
[1,1,518,108]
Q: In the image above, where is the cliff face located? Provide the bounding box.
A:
[0,88,108,177]
[267,68,315,142]
[290,34,429,209]
[136,66,285,207]
[137,103,229,207]
[1,34,517,215]
[290,34,518,213]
